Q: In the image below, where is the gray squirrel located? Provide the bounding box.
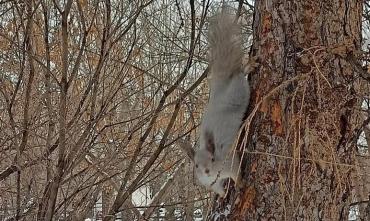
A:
[194,11,252,197]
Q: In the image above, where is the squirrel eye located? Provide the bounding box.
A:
[195,164,198,168]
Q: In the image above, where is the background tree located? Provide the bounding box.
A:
[0,0,213,220]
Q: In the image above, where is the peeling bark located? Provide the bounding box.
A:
[210,0,363,220]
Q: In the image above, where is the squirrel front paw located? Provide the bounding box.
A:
[212,181,226,198]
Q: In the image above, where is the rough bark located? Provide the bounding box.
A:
[210,0,363,220]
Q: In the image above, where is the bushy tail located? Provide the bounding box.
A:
[209,10,243,79]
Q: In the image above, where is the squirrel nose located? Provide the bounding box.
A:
[205,169,210,174]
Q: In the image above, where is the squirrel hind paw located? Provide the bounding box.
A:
[243,55,260,74]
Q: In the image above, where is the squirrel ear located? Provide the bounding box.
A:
[205,131,215,155]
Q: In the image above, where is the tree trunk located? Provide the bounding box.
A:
[210,0,363,220]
